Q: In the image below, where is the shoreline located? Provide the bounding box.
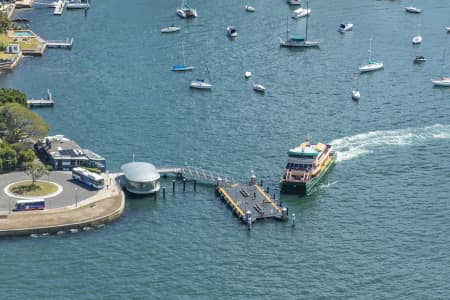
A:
[0,173,125,237]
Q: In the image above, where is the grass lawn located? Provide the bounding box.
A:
[8,181,58,197]
[0,32,40,52]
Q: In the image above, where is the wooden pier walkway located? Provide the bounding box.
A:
[27,89,54,107]
[157,166,235,185]
[46,38,74,49]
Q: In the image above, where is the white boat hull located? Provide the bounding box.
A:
[161,26,181,33]
[432,78,450,87]
[446,27,450,32]
[412,35,422,44]
[338,23,353,33]
[177,8,197,18]
[287,0,301,5]
[405,6,421,13]
[245,5,255,12]
[190,81,213,89]
[352,90,360,100]
[253,84,266,92]
[359,62,384,73]
[292,8,311,19]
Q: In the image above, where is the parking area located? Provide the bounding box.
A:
[0,171,98,212]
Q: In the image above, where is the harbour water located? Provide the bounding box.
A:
[2,0,450,298]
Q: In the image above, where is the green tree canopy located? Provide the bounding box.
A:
[0,12,10,34]
[0,142,17,171]
[18,148,36,164]
[0,88,27,107]
[24,161,49,186]
[0,103,50,144]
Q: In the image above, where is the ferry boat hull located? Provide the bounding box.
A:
[280,139,336,196]
[280,153,336,195]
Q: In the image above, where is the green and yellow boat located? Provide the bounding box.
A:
[280,138,336,196]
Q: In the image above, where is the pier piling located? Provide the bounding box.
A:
[292,213,296,227]
[183,179,186,192]
[194,180,197,192]
[162,187,166,199]
[172,180,176,193]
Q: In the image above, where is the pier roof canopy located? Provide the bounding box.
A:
[121,162,160,182]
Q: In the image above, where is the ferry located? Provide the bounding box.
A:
[280,138,336,195]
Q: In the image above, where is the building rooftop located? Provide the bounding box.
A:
[121,162,160,182]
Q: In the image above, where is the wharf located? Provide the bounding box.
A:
[46,38,74,49]
[217,182,287,224]
[27,89,54,107]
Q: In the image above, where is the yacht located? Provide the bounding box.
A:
[359,37,384,73]
[292,7,310,19]
[287,0,301,5]
[338,23,353,33]
[177,0,197,18]
[405,6,421,13]
[227,26,237,38]
[413,55,426,63]
[190,79,213,89]
[245,5,255,12]
[161,25,181,33]
[432,77,450,87]
[66,0,89,9]
[253,84,266,92]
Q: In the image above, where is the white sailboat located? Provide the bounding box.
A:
[161,25,181,33]
[287,0,301,5]
[359,37,383,73]
[172,43,194,71]
[432,49,450,87]
[190,66,213,89]
[280,2,319,48]
[412,24,422,44]
[253,83,266,93]
[245,5,255,12]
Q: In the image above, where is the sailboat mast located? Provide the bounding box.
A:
[368,37,373,62]
[182,42,186,65]
[286,16,289,41]
[441,48,447,78]
[305,0,309,40]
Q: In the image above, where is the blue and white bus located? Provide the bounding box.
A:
[13,199,45,211]
[72,167,104,189]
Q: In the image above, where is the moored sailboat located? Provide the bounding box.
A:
[359,37,383,73]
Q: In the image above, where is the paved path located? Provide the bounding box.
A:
[0,172,125,236]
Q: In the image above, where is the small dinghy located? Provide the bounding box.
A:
[338,23,353,33]
[413,55,426,63]
[161,25,181,33]
[245,5,255,12]
[245,71,252,78]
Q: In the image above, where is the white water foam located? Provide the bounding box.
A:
[331,124,450,162]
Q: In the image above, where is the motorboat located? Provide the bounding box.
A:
[287,0,301,5]
[446,27,450,32]
[351,90,360,101]
[253,84,266,92]
[413,56,426,63]
[245,71,252,78]
[190,79,213,89]
[431,77,450,87]
[338,23,353,33]
[227,26,237,38]
[245,5,255,12]
[359,37,383,73]
[405,6,421,13]
[177,0,197,18]
[161,25,181,33]
[66,0,90,9]
[292,7,310,19]
[412,35,422,44]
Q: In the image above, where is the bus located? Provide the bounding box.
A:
[13,199,45,211]
[72,167,104,189]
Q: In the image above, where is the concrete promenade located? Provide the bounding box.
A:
[0,172,125,237]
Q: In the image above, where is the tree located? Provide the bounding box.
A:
[0,88,27,107]
[0,103,49,144]
[18,148,36,164]
[0,143,16,171]
[24,161,49,186]
[0,12,10,34]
